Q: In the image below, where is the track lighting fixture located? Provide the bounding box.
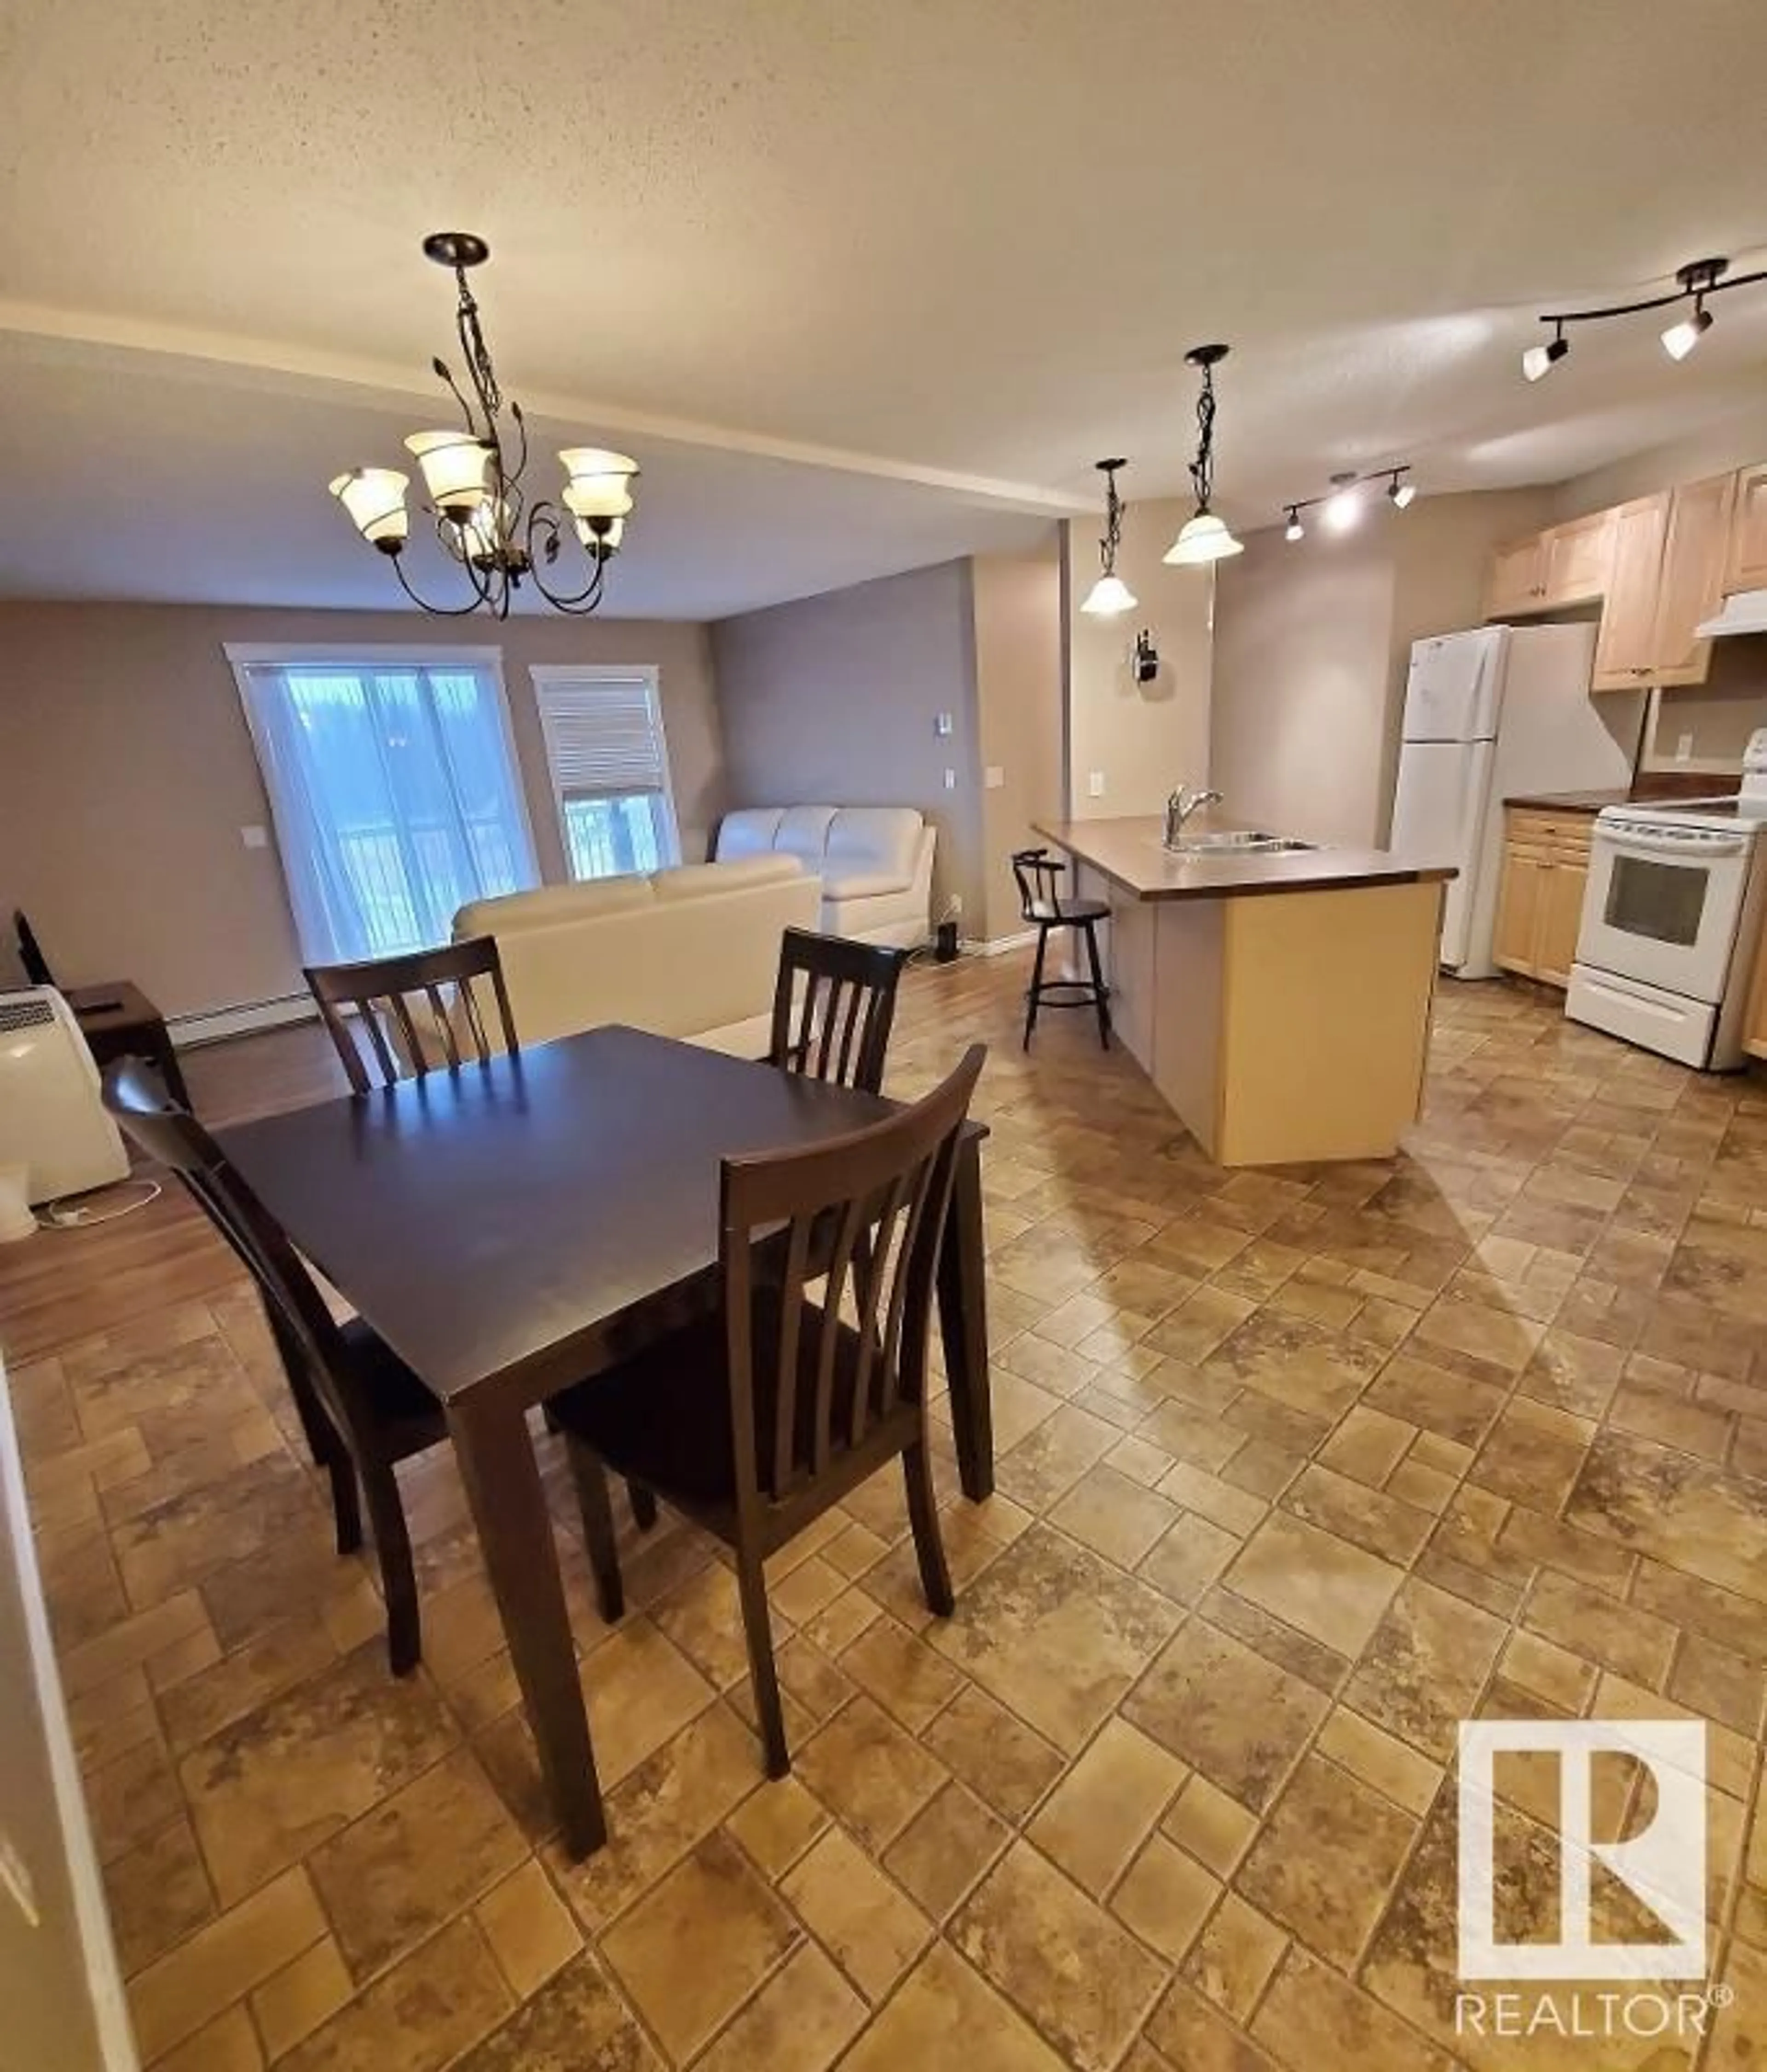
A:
[1522,255,1763,381]
[1164,345,1244,567]
[1522,324,1569,382]
[1276,465,1415,541]
[1080,458,1138,616]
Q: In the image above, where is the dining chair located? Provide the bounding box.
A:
[767,926,909,1095]
[101,1058,448,1675]
[1010,846,1111,1053]
[304,937,517,1094]
[551,1041,987,1777]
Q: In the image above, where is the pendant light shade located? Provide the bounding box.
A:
[1081,458,1138,615]
[1164,344,1242,568]
[404,430,492,519]
[1165,511,1242,565]
[1080,571,1138,615]
[329,467,410,552]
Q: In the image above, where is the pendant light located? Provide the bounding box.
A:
[1164,344,1243,567]
[1080,458,1138,616]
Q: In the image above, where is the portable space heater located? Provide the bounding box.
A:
[0,989,130,1203]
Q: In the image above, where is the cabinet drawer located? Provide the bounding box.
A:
[1505,811,1594,852]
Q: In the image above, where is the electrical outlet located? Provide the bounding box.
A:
[1087,771,1106,798]
[944,768,957,790]
[947,894,963,917]
[1676,733,1694,763]
[935,713,954,737]
[241,825,269,849]
[984,765,1005,789]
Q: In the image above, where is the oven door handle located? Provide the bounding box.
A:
[1595,829,1749,863]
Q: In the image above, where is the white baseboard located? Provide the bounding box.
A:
[972,929,1037,957]
[168,993,317,1048]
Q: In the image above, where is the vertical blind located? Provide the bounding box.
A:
[533,668,679,881]
[233,655,538,964]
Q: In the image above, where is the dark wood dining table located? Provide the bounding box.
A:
[218,1024,993,1857]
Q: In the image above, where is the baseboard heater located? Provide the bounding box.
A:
[167,992,317,1048]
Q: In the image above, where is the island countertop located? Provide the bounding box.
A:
[1032,815,1456,901]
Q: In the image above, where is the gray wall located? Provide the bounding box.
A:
[1211,489,1554,847]
[0,603,724,1017]
[711,560,986,924]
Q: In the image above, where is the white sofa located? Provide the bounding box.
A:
[453,853,820,1058]
[716,807,935,950]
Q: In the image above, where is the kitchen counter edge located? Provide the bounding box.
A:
[1032,817,1457,903]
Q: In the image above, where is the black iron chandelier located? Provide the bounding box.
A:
[1164,344,1243,566]
[328,232,640,616]
[1522,253,1767,381]
[1281,465,1415,541]
[1080,459,1138,616]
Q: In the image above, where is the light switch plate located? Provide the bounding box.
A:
[1087,771,1106,798]
[943,768,957,790]
[984,765,1005,789]
[1675,733,1693,763]
[935,713,954,737]
[241,825,269,849]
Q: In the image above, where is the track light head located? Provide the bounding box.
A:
[1522,330,1570,382]
[1284,507,1304,543]
[1662,304,1715,361]
[1388,473,1416,510]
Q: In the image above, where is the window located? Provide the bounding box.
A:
[227,645,538,964]
[532,666,680,882]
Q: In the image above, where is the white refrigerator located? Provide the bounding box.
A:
[1388,623,1643,979]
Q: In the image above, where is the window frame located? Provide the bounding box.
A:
[222,641,541,957]
[529,663,682,882]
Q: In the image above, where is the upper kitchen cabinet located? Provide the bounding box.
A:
[1484,514,1612,620]
[1722,461,1767,591]
[1540,511,1613,606]
[1484,535,1546,618]
[1651,472,1737,684]
[1591,494,1669,690]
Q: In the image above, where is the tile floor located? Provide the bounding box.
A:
[4,955,1765,2071]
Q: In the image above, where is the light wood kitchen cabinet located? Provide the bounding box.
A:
[1484,535,1547,618]
[1493,809,1592,990]
[1591,495,1670,690]
[1651,472,1737,685]
[1540,511,1613,607]
[1723,461,1767,593]
[1744,912,1767,1063]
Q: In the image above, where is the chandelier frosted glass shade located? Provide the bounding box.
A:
[1080,571,1138,616]
[560,449,640,525]
[404,431,493,518]
[329,468,411,552]
[1163,510,1243,565]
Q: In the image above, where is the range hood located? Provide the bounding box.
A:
[1695,589,1767,638]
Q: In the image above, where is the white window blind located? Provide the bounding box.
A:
[532,666,681,881]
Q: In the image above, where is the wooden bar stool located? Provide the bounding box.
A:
[1010,848,1111,1052]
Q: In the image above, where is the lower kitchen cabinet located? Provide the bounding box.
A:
[1745,915,1767,1063]
[1494,810,1592,990]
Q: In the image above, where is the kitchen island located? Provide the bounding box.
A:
[1034,816,1455,1166]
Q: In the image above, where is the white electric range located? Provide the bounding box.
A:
[1566,727,1767,1069]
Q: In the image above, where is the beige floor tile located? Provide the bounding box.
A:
[1124,1619,1327,1813]
[838,1942,1068,2072]
[1027,1716,1187,1897]
[1224,1511,1403,1659]
[882,1779,1011,1919]
[794,1693,948,1851]
[1145,1978,1281,2070]
[450,1953,660,2071]
[1110,1834,1220,1962]
[1181,1890,1288,2022]
[602,1832,798,2062]
[1161,1773,1260,1876]
[276,1916,512,2072]
[155,2004,264,2072]
[696,1944,866,2072]
[250,1937,354,2061]
[128,1865,328,2063]
[838,1614,964,1734]
[724,1774,831,1881]
[953,1841,1166,2072]
[780,1826,930,2002]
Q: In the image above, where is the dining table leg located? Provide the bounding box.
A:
[937,1133,994,1501]
[449,1395,607,1857]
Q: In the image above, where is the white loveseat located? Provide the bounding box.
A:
[715,806,935,950]
[453,853,820,1058]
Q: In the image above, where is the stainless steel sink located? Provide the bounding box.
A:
[1163,830,1316,856]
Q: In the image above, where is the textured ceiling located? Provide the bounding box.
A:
[2,0,1766,613]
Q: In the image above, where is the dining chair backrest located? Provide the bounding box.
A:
[101,1058,371,1459]
[304,938,517,1094]
[720,1042,985,1508]
[1010,847,1066,924]
[768,926,909,1096]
